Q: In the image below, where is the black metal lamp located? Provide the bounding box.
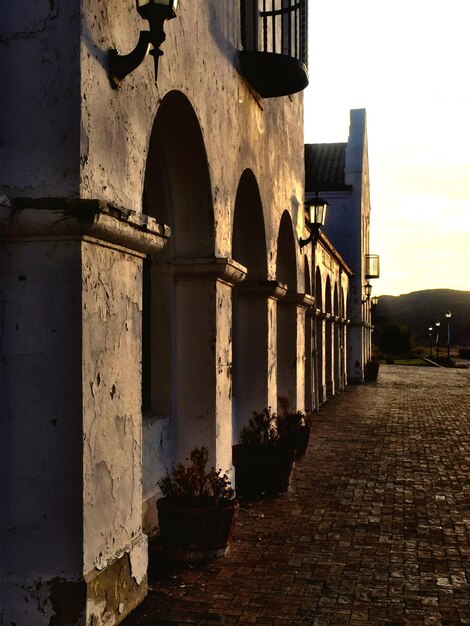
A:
[428,326,433,358]
[362,282,373,304]
[299,193,329,248]
[109,0,178,88]
[371,295,379,307]
[445,310,452,359]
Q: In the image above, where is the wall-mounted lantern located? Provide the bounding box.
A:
[299,193,329,248]
[371,295,379,308]
[109,0,178,89]
[362,282,373,304]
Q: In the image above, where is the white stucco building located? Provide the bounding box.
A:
[1,3,375,624]
[305,109,380,383]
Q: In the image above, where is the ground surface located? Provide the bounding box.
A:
[123,365,470,625]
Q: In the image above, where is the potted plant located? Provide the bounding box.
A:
[277,396,312,456]
[232,407,296,498]
[364,356,380,381]
[156,447,239,562]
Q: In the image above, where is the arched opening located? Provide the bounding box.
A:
[315,267,324,404]
[341,285,348,387]
[141,91,215,533]
[325,276,333,397]
[143,91,215,416]
[232,170,268,435]
[334,283,341,393]
[276,211,299,410]
[304,258,314,410]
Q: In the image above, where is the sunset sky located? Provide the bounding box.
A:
[304,0,470,296]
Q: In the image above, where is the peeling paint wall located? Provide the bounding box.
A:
[82,241,143,573]
[78,0,304,270]
[1,0,307,621]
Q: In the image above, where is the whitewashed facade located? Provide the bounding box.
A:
[1,3,370,624]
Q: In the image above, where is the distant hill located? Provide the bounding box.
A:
[374,289,470,347]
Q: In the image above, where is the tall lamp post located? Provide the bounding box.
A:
[428,326,433,358]
[446,310,452,359]
[435,321,441,359]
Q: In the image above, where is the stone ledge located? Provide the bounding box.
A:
[0,198,170,256]
[237,280,287,299]
[172,257,247,286]
[281,292,315,308]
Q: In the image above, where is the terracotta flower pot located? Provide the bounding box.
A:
[156,497,239,562]
[232,443,295,498]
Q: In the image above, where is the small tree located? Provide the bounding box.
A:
[380,323,412,356]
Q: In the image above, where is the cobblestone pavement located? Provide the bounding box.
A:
[123,365,470,625]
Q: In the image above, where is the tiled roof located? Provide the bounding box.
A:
[305,143,351,192]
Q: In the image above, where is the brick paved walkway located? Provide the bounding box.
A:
[123,365,470,625]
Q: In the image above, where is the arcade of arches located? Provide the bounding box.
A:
[140,91,352,536]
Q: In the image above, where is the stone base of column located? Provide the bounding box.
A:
[0,535,147,626]
[86,536,148,626]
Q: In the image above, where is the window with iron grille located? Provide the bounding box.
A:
[240,0,309,98]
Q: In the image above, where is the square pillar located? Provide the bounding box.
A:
[348,322,365,382]
[277,293,314,412]
[0,201,169,625]
[172,258,246,473]
[233,281,286,437]
[304,308,315,412]
[316,314,327,404]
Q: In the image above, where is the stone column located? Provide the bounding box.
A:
[316,312,326,404]
[277,293,314,412]
[325,313,335,397]
[333,315,341,393]
[233,280,287,437]
[341,319,349,388]
[304,305,316,412]
[0,199,169,625]
[171,258,247,473]
[348,322,366,382]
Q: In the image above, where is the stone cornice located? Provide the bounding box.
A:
[0,198,170,255]
[281,293,315,309]
[237,280,287,299]
[172,257,247,286]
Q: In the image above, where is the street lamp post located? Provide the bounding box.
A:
[446,310,452,360]
[428,326,433,358]
[435,321,441,359]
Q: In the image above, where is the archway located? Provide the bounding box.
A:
[333,283,341,393]
[304,258,314,411]
[232,170,268,435]
[142,91,217,532]
[315,267,325,404]
[325,276,333,398]
[276,211,299,410]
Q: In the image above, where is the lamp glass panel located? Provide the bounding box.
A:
[310,202,327,226]
[137,0,150,6]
